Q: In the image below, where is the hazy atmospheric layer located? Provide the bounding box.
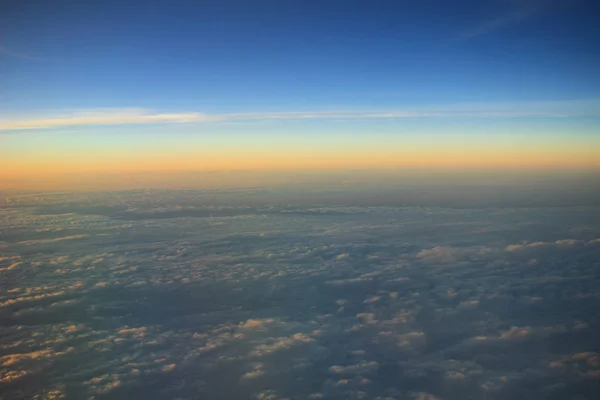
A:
[1,184,600,400]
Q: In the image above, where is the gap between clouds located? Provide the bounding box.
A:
[1,99,599,131]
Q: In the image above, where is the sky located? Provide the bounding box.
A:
[1,0,600,189]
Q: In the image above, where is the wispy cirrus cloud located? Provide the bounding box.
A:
[455,7,537,40]
[0,45,44,61]
[0,109,211,130]
[454,0,554,40]
[1,99,599,131]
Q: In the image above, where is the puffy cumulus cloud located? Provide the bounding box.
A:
[31,388,66,400]
[480,376,511,392]
[416,246,460,264]
[498,326,532,341]
[0,281,84,309]
[327,276,376,286]
[248,333,315,357]
[410,392,442,400]
[242,369,266,380]
[546,351,600,378]
[505,242,549,251]
[239,318,276,330]
[363,295,382,304]
[505,237,597,252]
[505,244,526,252]
[0,347,75,388]
[571,352,600,367]
[379,309,414,327]
[459,299,479,308]
[116,326,148,338]
[465,326,534,344]
[355,313,378,325]
[554,239,583,247]
[329,361,379,376]
[396,331,427,352]
[523,296,544,303]
[0,349,73,367]
[416,246,493,264]
[0,320,236,397]
[0,369,29,383]
[161,363,176,373]
[83,374,123,395]
[241,363,266,380]
[441,360,484,381]
[254,389,290,400]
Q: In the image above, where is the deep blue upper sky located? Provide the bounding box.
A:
[1,0,600,113]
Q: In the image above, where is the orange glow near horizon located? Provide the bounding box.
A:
[2,143,600,191]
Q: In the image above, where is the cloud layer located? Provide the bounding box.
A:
[1,190,600,399]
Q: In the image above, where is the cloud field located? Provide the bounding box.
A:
[1,190,599,399]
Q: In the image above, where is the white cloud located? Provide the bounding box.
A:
[0,369,29,383]
[0,261,22,272]
[239,318,275,330]
[329,361,379,375]
[416,246,459,264]
[397,332,426,351]
[241,363,266,380]
[255,390,290,400]
[249,333,314,357]
[242,369,265,380]
[18,234,90,245]
[554,239,582,247]
[0,109,210,130]
[363,295,381,304]
[506,237,592,252]
[2,193,599,399]
[416,245,493,264]
[586,238,600,246]
[498,326,532,340]
[410,392,441,400]
[161,363,176,372]
[2,99,599,131]
[355,313,378,325]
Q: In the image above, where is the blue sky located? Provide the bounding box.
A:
[1,0,600,186]
[2,0,599,113]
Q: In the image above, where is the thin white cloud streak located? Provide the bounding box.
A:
[455,7,536,40]
[0,109,212,130]
[0,45,43,61]
[453,0,550,40]
[1,99,599,131]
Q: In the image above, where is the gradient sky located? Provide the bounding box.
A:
[1,0,600,188]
